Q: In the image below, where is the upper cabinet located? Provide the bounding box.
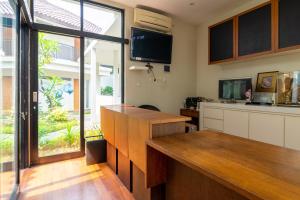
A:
[237,3,272,57]
[209,0,300,65]
[209,19,234,64]
[278,0,300,50]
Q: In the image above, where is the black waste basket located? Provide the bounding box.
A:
[85,136,107,165]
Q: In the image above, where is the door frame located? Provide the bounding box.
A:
[30,31,85,165]
[29,0,127,165]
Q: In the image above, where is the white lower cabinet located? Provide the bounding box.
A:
[224,110,249,138]
[203,108,223,120]
[203,118,223,132]
[249,113,285,146]
[285,116,300,151]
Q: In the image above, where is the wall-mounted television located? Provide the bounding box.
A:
[130,27,173,64]
[219,78,252,100]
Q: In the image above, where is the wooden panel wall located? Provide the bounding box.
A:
[151,122,185,138]
[117,151,131,190]
[115,112,129,157]
[106,142,117,173]
[101,107,115,145]
[2,76,12,111]
[165,159,247,200]
[128,117,150,173]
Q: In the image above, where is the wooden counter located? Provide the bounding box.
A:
[101,105,191,200]
[101,105,190,172]
[146,131,300,200]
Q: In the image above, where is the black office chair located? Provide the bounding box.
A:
[138,105,160,112]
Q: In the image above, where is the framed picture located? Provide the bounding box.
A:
[256,71,278,93]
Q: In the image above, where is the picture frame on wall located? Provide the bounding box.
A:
[256,71,278,93]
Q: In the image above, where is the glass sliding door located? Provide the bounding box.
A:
[30,0,125,164]
[0,0,17,199]
[35,32,82,160]
[84,39,121,136]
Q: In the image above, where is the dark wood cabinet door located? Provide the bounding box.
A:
[279,0,300,49]
[209,19,234,63]
[238,3,272,57]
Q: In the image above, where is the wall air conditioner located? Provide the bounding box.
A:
[134,8,172,32]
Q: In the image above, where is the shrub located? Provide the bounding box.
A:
[47,108,68,122]
[64,123,77,146]
[0,139,13,157]
[100,86,113,96]
[38,119,78,137]
[0,125,13,134]
[85,124,103,140]
[38,129,80,152]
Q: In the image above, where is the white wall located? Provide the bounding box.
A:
[196,0,300,100]
[94,0,197,114]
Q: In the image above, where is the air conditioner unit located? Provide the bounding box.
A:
[134,8,172,32]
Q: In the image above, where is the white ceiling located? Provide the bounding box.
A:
[110,0,249,25]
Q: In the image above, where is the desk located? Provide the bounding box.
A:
[147,131,300,200]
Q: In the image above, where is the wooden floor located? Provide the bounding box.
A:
[19,158,134,200]
[1,170,15,200]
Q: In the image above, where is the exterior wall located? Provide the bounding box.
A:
[2,76,12,111]
[3,27,12,39]
[74,38,80,60]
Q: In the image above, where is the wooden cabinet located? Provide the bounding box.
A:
[128,117,150,173]
[224,110,249,138]
[278,0,300,50]
[180,108,199,130]
[285,116,300,151]
[115,112,128,157]
[101,107,115,145]
[208,0,300,64]
[249,113,284,146]
[237,3,272,57]
[209,18,234,64]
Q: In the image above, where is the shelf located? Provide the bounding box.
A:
[129,66,149,71]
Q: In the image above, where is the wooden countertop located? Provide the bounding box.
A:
[147,131,300,200]
[102,105,191,124]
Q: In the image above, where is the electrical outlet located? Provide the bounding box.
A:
[164,65,170,72]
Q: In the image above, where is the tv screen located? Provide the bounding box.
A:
[130,27,173,64]
[219,78,252,100]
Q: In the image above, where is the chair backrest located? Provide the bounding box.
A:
[138,105,160,112]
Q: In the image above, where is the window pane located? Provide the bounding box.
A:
[84,39,122,137]
[37,32,81,157]
[34,0,80,30]
[83,3,122,37]
[0,0,17,199]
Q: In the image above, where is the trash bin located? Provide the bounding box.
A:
[85,135,107,165]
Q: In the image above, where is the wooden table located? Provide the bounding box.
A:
[146,131,300,200]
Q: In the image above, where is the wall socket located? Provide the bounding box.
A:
[164,65,170,72]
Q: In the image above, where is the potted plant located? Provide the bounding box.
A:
[85,125,106,165]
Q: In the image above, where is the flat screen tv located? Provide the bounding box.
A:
[130,27,173,64]
[219,78,252,100]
